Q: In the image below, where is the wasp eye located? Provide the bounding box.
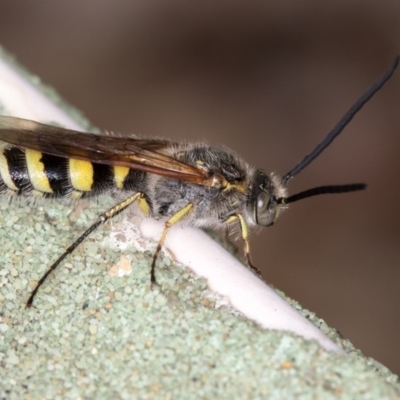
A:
[257,195,266,209]
[255,191,276,226]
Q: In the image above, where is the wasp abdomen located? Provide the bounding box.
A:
[0,145,146,199]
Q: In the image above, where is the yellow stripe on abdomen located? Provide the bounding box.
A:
[69,158,94,191]
[25,149,53,193]
[113,165,130,189]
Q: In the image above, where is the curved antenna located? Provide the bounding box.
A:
[277,183,367,205]
[282,56,399,186]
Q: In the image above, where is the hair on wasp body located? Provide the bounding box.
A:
[0,57,397,308]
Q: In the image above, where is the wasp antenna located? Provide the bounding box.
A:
[282,56,399,185]
[277,183,367,205]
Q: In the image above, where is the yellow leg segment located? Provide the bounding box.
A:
[104,192,144,219]
[151,203,194,285]
[138,196,151,216]
[225,214,262,277]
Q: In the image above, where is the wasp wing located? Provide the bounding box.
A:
[0,116,213,185]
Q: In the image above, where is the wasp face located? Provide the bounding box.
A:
[249,170,287,227]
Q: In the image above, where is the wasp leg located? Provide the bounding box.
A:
[150,203,194,285]
[26,192,145,308]
[224,214,263,278]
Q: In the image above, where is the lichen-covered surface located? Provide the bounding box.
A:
[0,198,399,400]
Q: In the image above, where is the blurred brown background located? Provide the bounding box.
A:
[1,1,399,374]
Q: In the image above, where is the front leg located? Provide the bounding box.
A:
[224,214,263,278]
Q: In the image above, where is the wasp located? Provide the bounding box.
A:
[0,57,398,307]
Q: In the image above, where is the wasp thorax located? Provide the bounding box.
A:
[250,170,287,227]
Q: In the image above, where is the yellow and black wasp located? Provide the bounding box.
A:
[0,57,398,307]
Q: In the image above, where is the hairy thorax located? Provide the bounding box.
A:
[149,144,255,229]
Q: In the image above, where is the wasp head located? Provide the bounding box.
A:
[248,170,287,227]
